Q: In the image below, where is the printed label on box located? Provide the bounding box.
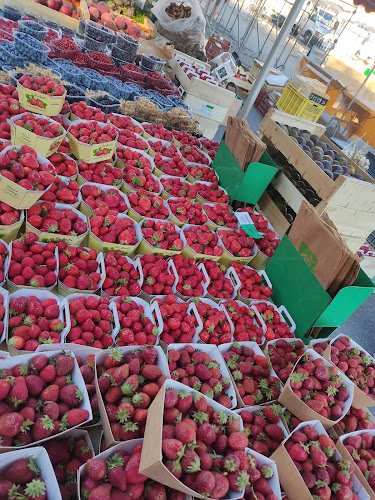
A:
[18,85,66,117]
[198,103,214,118]
[299,241,318,270]
[12,125,64,158]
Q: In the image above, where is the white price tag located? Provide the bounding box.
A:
[235,212,253,225]
[198,103,214,118]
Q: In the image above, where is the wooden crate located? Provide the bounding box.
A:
[0,0,89,30]
[259,108,375,249]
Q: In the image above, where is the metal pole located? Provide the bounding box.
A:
[239,0,306,118]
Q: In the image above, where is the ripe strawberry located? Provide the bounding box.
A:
[27,201,87,237]
[49,152,77,179]
[89,210,139,247]
[167,197,207,225]
[116,144,153,169]
[121,162,161,194]
[141,219,183,252]
[252,301,293,341]
[137,254,176,297]
[58,242,101,292]
[172,255,207,298]
[223,299,264,344]
[71,101,108,122]
[128,190,169,220]
[102,251,141,297]
[153,153,189,177]
[337,406,375,434]
[0,202,20,227]
[78,160,124,186]
[255,230,281,258]
[160,176,198,199]
[117,129,148,150]
[203,203,238,228]
[222,342,282,404]
[80,184,128,215]
[267,339,306,382]
[231,262,273,301]
[143,122,174,141]
[109,114,144,135]
[194,298,232,345]
[189,164,218,183]
[218,228,255,259]
[196,182,230,203]
[13,112,65,139]
[183,224,223,257]
[41,177,80,205]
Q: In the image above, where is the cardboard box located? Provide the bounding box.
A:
[67,120,118,164]
[18,82,67,117]
[278,348,354,429]
[271,419,370,500]
[218,341,282,408]
[79,182,129,218]
[0,446,61,498]
[0,146,55,209]
[6,290,69,355]
[58,248,105,297]
[95,345,169,448]
[139,379,244,499]
[0,209,24,242]
[88,214,142,255]
[337,429,375,499]
[166,342,237,408]
[324,334,375,409]
[10,113,66,158]
[225,116,266,172]
[26,202,88,246]
[0,349,92,451]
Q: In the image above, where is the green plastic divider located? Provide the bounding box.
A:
[233,162,278,206]
[265,235,331,341]
[259,150,280,170]
[211,141,244,202]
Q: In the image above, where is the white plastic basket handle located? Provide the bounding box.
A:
[250,305,267,334]
[258,269,273,289]
[278,305,296,333]
[110,301,120,339]
[150,300,164,335]
[197,262,210,287]
[133,256,144,290]
[187,302,203,335]
[227,266,241,293]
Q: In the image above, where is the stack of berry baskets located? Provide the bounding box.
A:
[101,255,143,300]
[216,226,258,267]
[220,299,267,345]
[0,209,24,243]
[62,292,120,347]
[6,241,57,293]
[180,223,224,262]
[205,265,241,303]
[78,183,130,218]
[151,295,203,345]
[58,249,106,297]
[202,202,238,231]
[137,218,184,258]
[135,257,176,302]
[88,214,142,255]
[218,341,283,408]
[251,300,296,341]
[232,263,273,304]
[0,287,9,343]
[193,296,234,344]
[167,342,237,409]
[6,290,69,355]
[169,259,210,301]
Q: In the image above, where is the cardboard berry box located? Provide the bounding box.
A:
[17,81,67,117]
[0,208,24,243]
[67,120,118,164]
[79,182,129,218]
[88,213,142,255]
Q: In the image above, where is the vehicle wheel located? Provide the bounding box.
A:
[303,31,312,45]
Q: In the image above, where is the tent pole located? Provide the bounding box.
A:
[239,0,306,119]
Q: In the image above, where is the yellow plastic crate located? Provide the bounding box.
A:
[276,83,325,122]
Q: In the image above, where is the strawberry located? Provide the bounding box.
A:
[58,243,101,292]
[203,203,238,228]
[27,201,87,237]
[117,129,148,150]
[114,296,160,346]
[217,227,255,259]
[252,301,293,341]
[267,339,306,381]
[143,123,174,141]
[189,164,218,183]
[71,101,108,122]
[13,112,65,139]
[66,295,115,348]
[19,74,65,97]
[231,262,273,301]
[41,177,80,205]
[138,254,176,297]
[80,184,128,215]
[179,144,210,165]
[78,160,124,186]
[128,190,169,219]
[109,114,143,134]
[337,406,375,433]
[102,251,141,297]
[153,153,189,178]
[223,299,264,344]
[160,176,198,199]
[49,152,77,178]
[255,229,281,258]
[155,295,200,345]
[0,202,20,226]
[121,162,161,193]
[89,209,139,247]
[141,219,183,252]
[167,197,207,225]
[194,298,233,345]
[195,182,230,203]
[173,129,201,147]
[172,255,207,298]
[183,224,223,257]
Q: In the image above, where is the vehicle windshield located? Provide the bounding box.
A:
[317,9,334,25]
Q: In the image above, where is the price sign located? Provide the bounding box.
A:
[309,93,328,106]
[235,212,263,239]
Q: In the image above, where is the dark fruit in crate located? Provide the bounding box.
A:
[194,299,232,345]
[8,295,63,351]
[231,263,273,301]
[90,211,138,246]
[223,300,264,344]
[267,339,306,382]
[27,201,87,236]
[128,190,169,219]
[0,202,21,226]
[19,74,65,97]
[78,160,124,186]
[252,302,293,341]
[14,113,65,138]
[202,260,234,299]
[141,219,183,251]
[183,224,223,257]
[41,178,79,205]
[330,336,375,401]
[114,297,158,346]
[168,343,232,407]
[222,342,282,405]
[81,185,128,214]
[49,152,77,178]
[66,295,115,348]
[96,346,167,440]
[8,234,57,288]
[168,197,206,225]
[155,295,198,344]
[139,254,175,296]
[89,94,120,111]
[71,101,108,122]
[173,254,206,297]
[102,251,141,297]
[58,242,101,292]
[0,144,56,192]
[240,404,287,456]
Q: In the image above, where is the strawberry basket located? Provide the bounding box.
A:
[195,183,230,205]
[101,253,143,299]
[217,227,258,266]
[0,447,60,496]
[7,289,69,354]
[202,202,239,231]
[146,136,174,158]
[151,295,203,344]
[220,299,267,345]
[10,112,67,158]
[135,255,177,302]
[231,263,273,304]
[115,145,155,171]
[17,77,67,116]
[43,176,80,210]
[0,207,24,243]
[181,223,225,262]
[167,342,237,409]
[62,293,120,349]
[58,248,105,297]
[127,191,171,223]
[153,153,190,178]
[111,295,163,346]
[117,131,150,153]
[263,338,307,384]
[67,119,118,164]
[94,345,169,447]
[0,349,92,450]
[6,240,58,293]
[0,145,57,210]
[205,265,241,303]
[120,167,162,196]
[0,286,9,343]
[88,213,142,255]
[251,300,296,342]
[219,341,283,407]
[0,237,9,286]
[137,218,184,257]
[160,174,199,201]
[109,114,144,135]
[192,296,234,345]
[186,163,219,184]
[79,182,129,218]
[167,197,207,227]
[169,258,210,301]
